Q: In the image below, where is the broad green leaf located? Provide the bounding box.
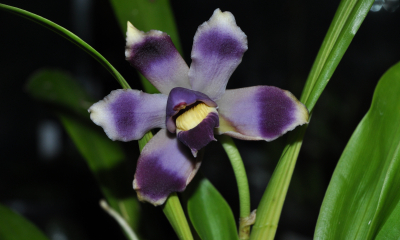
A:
[110,2,194,240]
[109,0,181,94]
[0,203,50,240]
[250,0,375,239]
[26,69,140,233]
[314,61,400,239]
[0,3,130,90]
[187,178,239,240]
[375,200,400,239]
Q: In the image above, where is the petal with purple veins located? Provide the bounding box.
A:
[166,87,217,133]
[188,9,248,101]
[216,86,309,141]
[89,89,167,142]
[125,22,191,94]
[133,129,202,206]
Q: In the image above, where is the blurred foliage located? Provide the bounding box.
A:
[0,203,50,240]
[26,69,140,233]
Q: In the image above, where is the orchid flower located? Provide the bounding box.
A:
[88,9,309,206]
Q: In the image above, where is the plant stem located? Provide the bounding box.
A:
[0,4,131,90]
[162,193,194,240]
[100,200,139,240]
[219,135,251,240]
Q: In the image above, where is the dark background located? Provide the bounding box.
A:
[0,1,399,239]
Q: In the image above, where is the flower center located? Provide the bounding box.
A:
[176,102,216,131]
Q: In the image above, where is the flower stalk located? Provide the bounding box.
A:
[219,135,252,239]
[100,199,139,240]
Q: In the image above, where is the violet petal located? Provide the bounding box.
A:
[166,87,217,133]
[125,22,191,94]
[188,9,248,101]
[177,111,219,157]
[133,129,201,206]
[216,86,309,140]
[88,89,167,141]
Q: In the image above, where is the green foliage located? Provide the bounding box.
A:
[315,61,400,239]
[250,0,375,239]
[26,69,140,233]
[187,178,239,240]
[0,203,50,240]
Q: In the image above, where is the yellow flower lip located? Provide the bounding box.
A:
[176,102,217,132]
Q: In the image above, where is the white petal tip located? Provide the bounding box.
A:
[210,8,236,25]
[126,21,144,47]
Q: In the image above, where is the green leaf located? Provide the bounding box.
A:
[250,0,375,239]
[314,61,400,239]
[26,69,140,233]
[109,0,182,94]
[0,3,130,90]
[187,178,239,240]
[0,203,50,240]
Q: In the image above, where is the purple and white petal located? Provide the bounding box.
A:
[166,87,217,133]
[88,89,167,142]
[133,129,201,206]
[188,9,248,101]
[177,111,219,157]
[216,86,309,141]
[125,22,191,94]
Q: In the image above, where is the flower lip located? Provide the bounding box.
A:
[176,102,217,132]
[166,87,217,133]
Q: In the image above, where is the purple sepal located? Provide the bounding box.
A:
[177,112,219,157]
[166,87,217,133]
[216,86,309,141]
[133,129,201,206]
[125,24,190,94]
[88,89,167,141]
